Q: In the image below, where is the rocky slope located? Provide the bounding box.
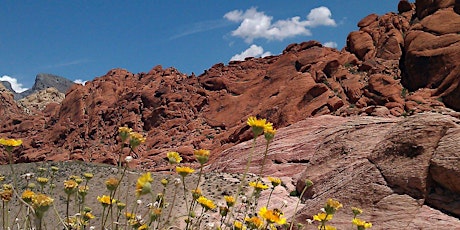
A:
[18,87,65,114]
[208,112,460,228]
[0,0,459,169]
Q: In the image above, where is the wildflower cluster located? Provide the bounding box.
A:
[0,118,376,229]
[307,199,372,230]
[352,207,372,230]
[118,126,146,166]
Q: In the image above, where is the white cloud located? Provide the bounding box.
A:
[44,59,89,69]
[170,19,232,40]
[74,79,87,85]
[224,6,336,43]
[305,7,337,27]
[0,75,28,93]
[323,41,338,48]
[230,44,272,61]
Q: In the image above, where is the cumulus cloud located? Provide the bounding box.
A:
[306,7,337,27]
[74,79,87,85]
[224,6,336,43]
[230,44,272,61]
[0,75,28,93]
[323,41,338,48]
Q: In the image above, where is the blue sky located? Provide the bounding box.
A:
[1,1,401,92]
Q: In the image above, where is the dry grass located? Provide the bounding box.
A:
[0,160,259,229]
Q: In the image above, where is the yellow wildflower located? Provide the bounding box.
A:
[83,173,94,180]
[138,224,148,230]
[264,126,276,141]
[117,202,127,210]
[325,198,342,214]
[224,195,236,207]
[268,176,281,187]
[0,138,22,147]
[151,207,162,215]
[0,175,4,181]
[197,196,216,210]
[151,207,162,221]
[68,175,83,184]
[327,198,343,210]
[0,186,13,202]
[97,195,115,207]
[119,126,133,142]
[84,212,95,220]
[247,116,273,136]
[194,149,210,164]
[313,212,333,222]
[129,132,146,149]
[219,206,229,216]
[167,151,182,164]
[136,172,153,197]
[234,220,246,230]
[249,181,269,191]
[191,188,202,200]
[105,177,120,191]
[32,193,54,212]
[320,225,337,230]
[259,206,286,225]
[78,185,89,197]
[352,207,363,216]
[245,216,264,229]
[64,179,78,194]
[161,178,169,186]
[22,189,35,203]
[37,177,49,185]
[352,218,372,229]
[176,166,195,177]
[125,212,136,220]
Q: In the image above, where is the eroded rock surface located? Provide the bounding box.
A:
[208,113,460,229]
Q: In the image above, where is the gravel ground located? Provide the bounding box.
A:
[0,161,270,229]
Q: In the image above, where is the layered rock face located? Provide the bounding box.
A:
[208,113,460,228]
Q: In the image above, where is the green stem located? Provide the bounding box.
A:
[183,176,192,230]
[7,150,18,189]
[266,188,274,208]
[258,140,271,176]
[235,137,257,201]
[52,202,68,230]
[2,201,5,230]
[161,184,178,229]
[224,136,258,229]
[66,193,71,226]
[187,164,203,222]
[100,206,106,230]
[289,183,311,230]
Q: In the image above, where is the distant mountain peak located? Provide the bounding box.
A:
[14,73,75,100]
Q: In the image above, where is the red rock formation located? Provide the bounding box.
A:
[402,1,460,110]
[0,0,458,172]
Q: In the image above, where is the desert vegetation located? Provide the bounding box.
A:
[0,117,372,230]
